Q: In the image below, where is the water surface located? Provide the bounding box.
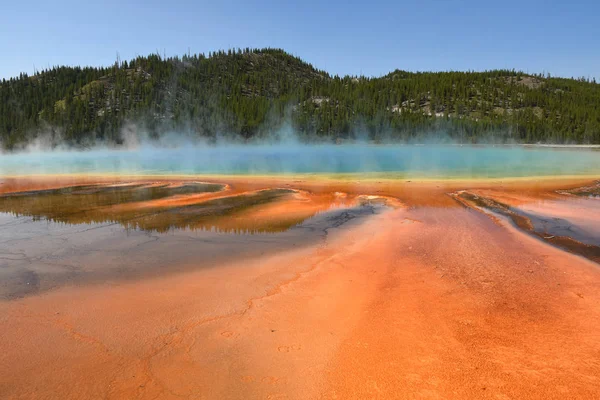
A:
[2,145,600,178]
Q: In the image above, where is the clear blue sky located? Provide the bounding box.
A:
[2,0,599,80]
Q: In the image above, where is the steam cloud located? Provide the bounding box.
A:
[1,123,599,179]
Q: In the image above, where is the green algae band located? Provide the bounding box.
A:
[0,182,226,227]
[0,185,313,233]
[126,188,299,233]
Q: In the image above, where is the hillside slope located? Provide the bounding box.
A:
[1,48,599,148]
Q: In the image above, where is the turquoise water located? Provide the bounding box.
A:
[1,145,600,178]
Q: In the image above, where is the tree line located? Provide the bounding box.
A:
[1,48,599,149]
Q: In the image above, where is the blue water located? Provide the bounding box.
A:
[1,145,600,178]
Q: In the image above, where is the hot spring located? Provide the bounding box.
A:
[2,144,600,178]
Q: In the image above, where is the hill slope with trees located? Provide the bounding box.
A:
[1,48,599,149]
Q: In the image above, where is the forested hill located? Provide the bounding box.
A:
[1,48,600,149]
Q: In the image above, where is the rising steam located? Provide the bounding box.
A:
[1,123,600,179]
